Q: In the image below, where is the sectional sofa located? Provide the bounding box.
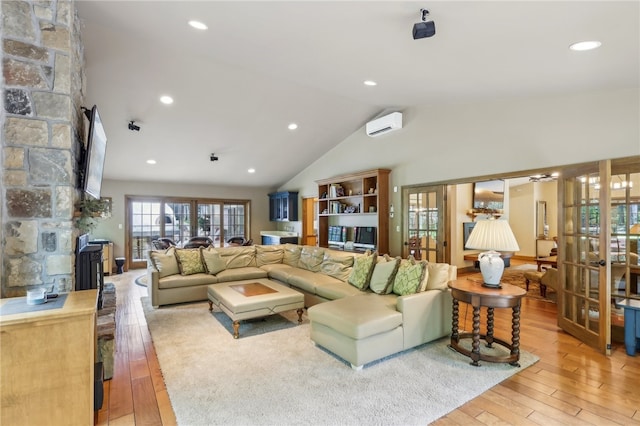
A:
[147,244,456,369]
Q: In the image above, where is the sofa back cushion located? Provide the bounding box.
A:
[298,246,325,272]
[219,246,256,269]
[283,244,302,267]
[149,247,180,278]
[392,257,427,296]
[200,246,226,275]
[256,245,284,267]
[175,248,206,275]
[369,255,400,294]
[425,262,451,290]
[319,251,354,281]
[347,250,377,290]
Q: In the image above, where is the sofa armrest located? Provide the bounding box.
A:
[148,265,161,308]
[396,288,452,349]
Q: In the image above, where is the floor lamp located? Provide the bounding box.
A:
[465,217,520,288]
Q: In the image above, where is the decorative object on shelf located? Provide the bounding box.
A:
[75,197,112,233]
[465,217,520,288]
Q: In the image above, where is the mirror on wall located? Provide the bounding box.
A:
[537,200,547,238]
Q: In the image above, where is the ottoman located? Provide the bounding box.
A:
[308,294,403,370]
[207,279,304,339]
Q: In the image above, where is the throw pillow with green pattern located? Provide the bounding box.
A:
[392,256,427,296]
[175,248,205,275]
[347,250,377,290]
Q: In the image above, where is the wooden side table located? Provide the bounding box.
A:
[448,279,526,366]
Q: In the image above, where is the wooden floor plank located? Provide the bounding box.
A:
[131,376,163,426]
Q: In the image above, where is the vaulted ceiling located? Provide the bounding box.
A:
[77,1,639,188]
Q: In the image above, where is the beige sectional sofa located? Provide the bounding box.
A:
[147,244,456,369]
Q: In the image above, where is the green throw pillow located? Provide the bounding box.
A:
[347,250,376,290]
[200,246,226,275]
[369,255,400,294]
[175,248,205,275]
[392,257,427,296]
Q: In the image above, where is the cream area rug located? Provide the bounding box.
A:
[142,298,539,426]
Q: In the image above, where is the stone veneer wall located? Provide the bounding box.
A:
[1,0,85,297]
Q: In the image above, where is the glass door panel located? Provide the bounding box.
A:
[165,201,191,247]
[404,185,445,263]
[558,162,611,354]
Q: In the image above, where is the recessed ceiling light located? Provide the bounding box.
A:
[188,20,208,30]
[146,159,156,165]
[569,40,602,51]
[248,168,256,174]
[364,80,377,86]
[160,95,174,105]
[288,123,298,130]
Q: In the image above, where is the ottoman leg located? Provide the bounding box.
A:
[233,320,240,339]
[208,300,213,312]
[525,278,530,291]
[540,284,547,298]
[297,308,304,323]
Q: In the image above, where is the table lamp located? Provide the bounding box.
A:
[465,217,520,288]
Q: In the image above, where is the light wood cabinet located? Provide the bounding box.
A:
[0,290,98,426]
[317,169,390,254]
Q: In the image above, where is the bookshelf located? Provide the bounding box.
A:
[316,168,390,254]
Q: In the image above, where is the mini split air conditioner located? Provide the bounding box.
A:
[365,112,403,137]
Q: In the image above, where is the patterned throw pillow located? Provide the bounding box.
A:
[369,255,400,294]
[347,250,377,290]
[392,256,427,296]
[200,246,226,275]
[149,247,180,278]
[175,248,205,275]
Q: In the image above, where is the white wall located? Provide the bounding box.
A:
[279,88,639,260]
[91,179,273,258]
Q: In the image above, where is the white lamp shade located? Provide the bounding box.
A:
[465,218,520,252]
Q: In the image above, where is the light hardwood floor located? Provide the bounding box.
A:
[98,268,640,425]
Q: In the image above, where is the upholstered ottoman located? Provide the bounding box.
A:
[208,279,304,338]
[308,294,403,370]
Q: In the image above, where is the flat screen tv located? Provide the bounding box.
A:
[83,105,107,200]
[473,179,504,210]
[355,226,376,246]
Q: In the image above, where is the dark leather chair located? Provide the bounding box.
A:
[184,236,213,249]
[152,238,176,250]
[227,237,245,246]
[242,239,253,246]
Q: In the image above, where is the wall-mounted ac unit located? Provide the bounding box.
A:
[366,112,403,137]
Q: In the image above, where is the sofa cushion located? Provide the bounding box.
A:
[219,246,257,269]
[256,245,284,266]
[149,247,180,278]
[319,251,354,282]
[392,257,427,296]
[369,255,400,295]
[283,244,302,267]
[298,246,325,272]
[347,250,376,290]
[426,262,451,291]
[263,264,296,282]
[314,281,363,300]
[175,248,205,275]
[200,246,226,275]
[158,272,215,289]
[215,267,268,283]
[308,294,402,340]
[287,269,326,293]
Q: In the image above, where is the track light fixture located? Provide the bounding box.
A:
[210,153,219,162]
[128,120,140,131]
[413,8,436,40]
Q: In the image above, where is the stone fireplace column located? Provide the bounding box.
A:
[1,0,85,297]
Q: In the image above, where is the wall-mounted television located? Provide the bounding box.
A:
[82,105,107,200]
[472,179,505,210]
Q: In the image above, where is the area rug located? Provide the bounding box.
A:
[134,274,147,287]
[142,298,539,425]
[465,265,557,303]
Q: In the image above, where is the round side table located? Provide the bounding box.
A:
[447,278,526,366]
